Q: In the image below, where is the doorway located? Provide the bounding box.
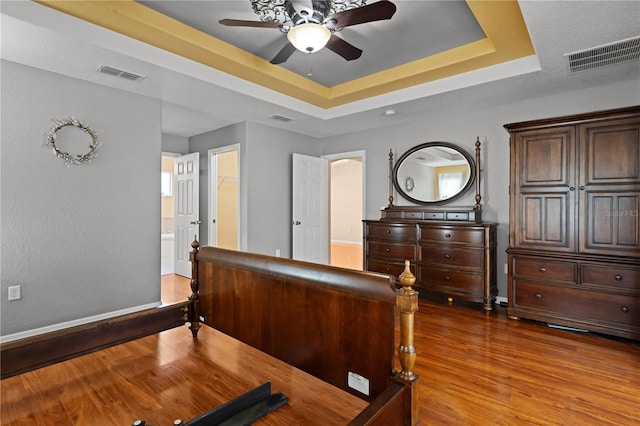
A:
[326,151,365,270]
[161,154,177,275]
[208,145,240,250]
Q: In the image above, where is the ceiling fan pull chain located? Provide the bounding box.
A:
[307,52,314,77]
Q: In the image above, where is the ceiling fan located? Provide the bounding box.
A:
[219,0,397,64]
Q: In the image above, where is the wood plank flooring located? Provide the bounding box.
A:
[2,275,639,425]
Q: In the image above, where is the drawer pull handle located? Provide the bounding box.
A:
[614,274,623,281]
[570,186,575,191]
[385,230,391,234]
[621,306,629,313]
[444,254,451,259]
[385,248,390,252]
[444,276,451,281]
[539,267,547,273]
[445,234,451,238]
[535,293,542,299]
[385,267,390,272]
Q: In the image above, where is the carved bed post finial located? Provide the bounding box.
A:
[388,148,394,207]
[475,137,482,210]
[396,260,418,382]
[188,236,201,338]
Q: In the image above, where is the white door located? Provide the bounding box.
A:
[174,152,200,278]
[292,153,328,263]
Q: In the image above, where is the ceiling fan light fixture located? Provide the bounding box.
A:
[287,23,331,53]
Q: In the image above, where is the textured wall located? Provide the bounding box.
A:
[1,60,162,337]
[319,79,640,300]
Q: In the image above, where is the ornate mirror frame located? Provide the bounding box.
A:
[385,138,483,222]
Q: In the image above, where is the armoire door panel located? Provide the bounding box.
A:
[581,192,640,256]
[517,127,575,188]
[581,118,640,185]
[517,193,573,250]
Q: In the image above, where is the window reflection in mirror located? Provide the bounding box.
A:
[393,142,475,204]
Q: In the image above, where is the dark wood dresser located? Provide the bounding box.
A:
[505,106,640,340]
[363,206,497,310]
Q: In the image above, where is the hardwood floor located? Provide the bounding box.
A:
[161,273,192,304]
[2,275,639,425]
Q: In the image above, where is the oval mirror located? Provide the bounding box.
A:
[392,142,476,205]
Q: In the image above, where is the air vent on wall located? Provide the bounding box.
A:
[97,65,146,82]
[565,36,640,73]
[269,114,294,122]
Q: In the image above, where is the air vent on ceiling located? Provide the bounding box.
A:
[269,114,294,122]
[97,65,146,82]
[565,36,640,73]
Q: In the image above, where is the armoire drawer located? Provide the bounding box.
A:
[366,223,416,241]
[367,259,411,277]
[420,266,483,293]
[513,280,640,326]
[367,241,415,261]
[419,226,484,245]
[512,257,577,283]
[582,264,640,292]
[421,245,483,269]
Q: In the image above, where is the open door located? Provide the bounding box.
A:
[208,146,240,250]
[292,153,328,264]
[174,152,199,278]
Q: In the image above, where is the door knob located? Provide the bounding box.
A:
[190,220,202,225]
[293,221,301,225]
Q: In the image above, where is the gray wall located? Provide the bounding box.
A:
[319,79,640,300]
[189,122,320,258]
[162,133,189,154]
[1,60,162,337]
[1,58,637,339]
[189,122,248,249]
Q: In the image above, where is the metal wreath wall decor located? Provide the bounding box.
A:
[44,117,100,166]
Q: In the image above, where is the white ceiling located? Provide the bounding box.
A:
[1,1,639,138]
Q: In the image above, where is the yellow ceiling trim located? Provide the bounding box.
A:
[34,0,333,107]
[35,0,535,109]
[326,0,536,105]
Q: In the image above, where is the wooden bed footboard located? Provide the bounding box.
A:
[187,240,420,425]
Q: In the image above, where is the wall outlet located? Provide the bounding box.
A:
[504,263,509,274]
[8,285,21,301]
[275,249,281,257]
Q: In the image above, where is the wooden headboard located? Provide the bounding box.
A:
[187,241,420,425]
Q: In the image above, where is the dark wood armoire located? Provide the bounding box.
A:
[504,106,640,340]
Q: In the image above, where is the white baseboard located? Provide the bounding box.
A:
[330,240,362,246]
[496,296,508,305]
[0,302,161,344]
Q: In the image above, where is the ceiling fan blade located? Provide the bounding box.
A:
[270,43,298,64]
[325,0,396,29]
[219,19,282,29]
[325,35,362,61]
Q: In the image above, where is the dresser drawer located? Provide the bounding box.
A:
[366,223,416,241]
[367,241,416,261]
[420,226,484,245]
[421,245,483,269]
[512,257,577,283]
[420,266,483,293]
[513,280,640,326]
[582,264,640,292]
[367,259,410,277]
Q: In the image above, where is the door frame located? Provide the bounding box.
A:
[208,144,242,250]
[323,150,366,266]
[323,149,366,223]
